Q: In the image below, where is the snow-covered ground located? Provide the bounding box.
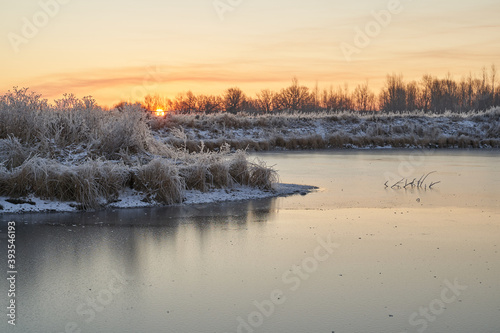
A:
[0,183,315,214]
[155,108,500,150]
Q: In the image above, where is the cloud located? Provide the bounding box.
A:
[21,62,294,101]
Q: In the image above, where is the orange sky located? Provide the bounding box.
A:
[1,0,499,106]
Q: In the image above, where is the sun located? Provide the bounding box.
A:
[155,108,165,117]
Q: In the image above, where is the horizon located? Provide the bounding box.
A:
[1,0,499,107]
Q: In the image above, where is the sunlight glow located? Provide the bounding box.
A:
[155,109,165,117]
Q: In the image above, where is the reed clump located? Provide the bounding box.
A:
[0,157,132,209]
[132,159,185,205]
[248,159,279,190]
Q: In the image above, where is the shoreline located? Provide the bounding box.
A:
[2,146,499,215]
[0,183,317,215]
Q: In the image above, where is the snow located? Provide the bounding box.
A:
[156,109,500,150]
[0,195,77,213]
[0,183,316,214]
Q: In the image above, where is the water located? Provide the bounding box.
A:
[1,150,499,333]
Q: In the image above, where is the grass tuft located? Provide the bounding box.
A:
[132,159,185,205]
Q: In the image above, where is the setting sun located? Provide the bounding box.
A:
[155,109,165,117]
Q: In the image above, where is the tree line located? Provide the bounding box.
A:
[125,65,499,114]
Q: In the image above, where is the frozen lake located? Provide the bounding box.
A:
[1,150,499,333]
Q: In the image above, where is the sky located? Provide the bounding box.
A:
[1,0,499,106]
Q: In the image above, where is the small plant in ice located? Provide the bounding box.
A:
[385,171,441,190]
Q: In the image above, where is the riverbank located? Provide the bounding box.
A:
[153,108,500,151]
[0,183,315,214]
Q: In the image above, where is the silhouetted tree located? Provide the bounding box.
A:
[352,81,375,111]
[255,89,275,113]
[172,91,197,113]
[492,64,498,106]
[406,81,419,111]
[275,77,312,111]
[132,65,498,114]
[379,74,406,111]
[311,81,320,111]
[196,94,222,113]
[224,87,246,114]
[143,94,167,111]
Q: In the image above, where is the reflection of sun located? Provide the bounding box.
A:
[155,108,165,117]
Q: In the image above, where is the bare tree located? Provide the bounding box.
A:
[491,64,497,106]
[406,81,419,111]
[457,77,469,112]
[322,86,337,111]
[275,77,312,111]
[223,87,246,114]
[196,94,222,113]
[338,84,353,110]
[419,74,433,111]
[380,74,406,111]
[255,89,275,113]
[172,91,197,113]
[312,81,320,111]
[353,81,375,111]
[143,94,167,111]
[477,66,490,110]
